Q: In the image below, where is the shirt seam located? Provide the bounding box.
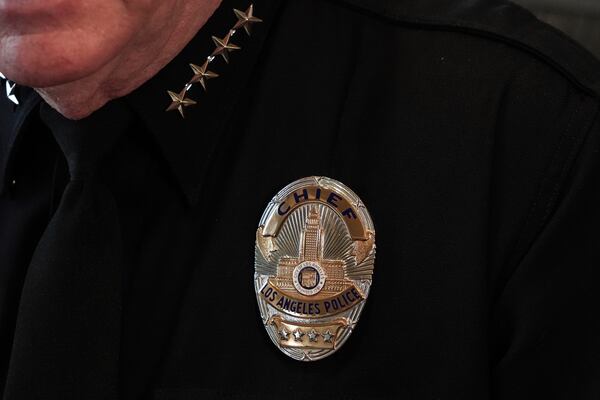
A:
[494,94,600,301]
[331,0,600,100]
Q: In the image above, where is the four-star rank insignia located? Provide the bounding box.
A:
[255,177,376,361]
[165,4,262,118]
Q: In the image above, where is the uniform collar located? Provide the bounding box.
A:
[0,0,281,203]
[125,0,282,205]
[0,87,42,195]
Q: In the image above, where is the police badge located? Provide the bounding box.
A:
[255,177,375,361]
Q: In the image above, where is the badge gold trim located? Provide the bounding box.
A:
[255,176,375,361]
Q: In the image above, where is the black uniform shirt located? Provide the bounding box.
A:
[1,0,600,399]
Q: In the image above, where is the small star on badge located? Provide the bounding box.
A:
[278,327,290,341]
[293,329,305,342]
[189,61,219,91]
[307,329,320,342]
[233,4,263,36]
[353,200,365,209]
[165,88,197,118]
[211,31,241,63]
[322,330,335,343]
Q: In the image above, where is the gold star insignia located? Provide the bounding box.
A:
[165,88,197,118]
[322,330,335,343]
[189,61,219,91]
[278,327,290,341]
[211,31,241,63]
[233,4,263,36]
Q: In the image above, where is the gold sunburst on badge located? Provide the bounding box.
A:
[165,89,197,118]
[233,4,263,36]
[189,61,219,91]
[211,31,241,63]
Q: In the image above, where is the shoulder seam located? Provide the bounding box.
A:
[496,97,600,300]
[332,0,600,99]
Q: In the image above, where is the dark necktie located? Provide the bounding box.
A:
[3,101,132,399]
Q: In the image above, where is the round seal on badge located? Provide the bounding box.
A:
[293,262,326,296]
[254,176,376,361]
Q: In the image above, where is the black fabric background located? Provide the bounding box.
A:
[1,0,599,399]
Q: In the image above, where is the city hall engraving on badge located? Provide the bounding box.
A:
[254,176,375,361]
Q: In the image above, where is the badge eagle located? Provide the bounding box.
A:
[255,177,375,361]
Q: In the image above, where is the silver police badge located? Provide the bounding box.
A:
[255,176,375,361]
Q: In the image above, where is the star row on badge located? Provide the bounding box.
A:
[165,4,262,118]
[278,327,336,343]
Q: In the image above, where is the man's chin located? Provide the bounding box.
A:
[0,64,94,89]
[0,30,128,88]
